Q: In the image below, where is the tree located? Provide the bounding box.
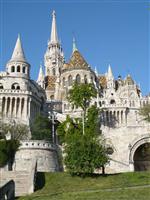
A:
[68,83,97,115]
[57,104,109,176]
[0,139,20,168]
[0,122,29,140]
[68,82,97,135]
[31,114,52,141]
[139,103,150,122]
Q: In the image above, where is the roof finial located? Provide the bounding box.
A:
[50,10,59,43]
[72,37,78,53]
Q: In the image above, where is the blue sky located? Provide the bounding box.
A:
[0,0,149,95]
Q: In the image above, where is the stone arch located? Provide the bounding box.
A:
[11,83,20,90]
[62,77,65,87]
[68,75,72,86]
[129,135,150,171]
[23,66,26,73]
[76,74,81,84]
[11,66,15,72]
[17,65,20,72]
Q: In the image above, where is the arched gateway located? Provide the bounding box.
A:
[129,135,150,171]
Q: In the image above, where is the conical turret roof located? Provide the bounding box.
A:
[10,35,27,62]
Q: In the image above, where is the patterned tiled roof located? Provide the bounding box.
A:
[98,75,107,88]
[45,76,56,90]
[63,50,89,70]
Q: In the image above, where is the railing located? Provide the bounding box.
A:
[0,180,15,200]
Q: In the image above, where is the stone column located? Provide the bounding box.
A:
[4,97,7,117]
[129,161,134,172]
[23,98,28,118]
[18,98,22,118]
[0,96,2,117]
[9,97,12,117]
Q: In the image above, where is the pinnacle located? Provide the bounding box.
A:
[50,10,59,43]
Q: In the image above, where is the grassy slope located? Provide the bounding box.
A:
[19,172,150,200]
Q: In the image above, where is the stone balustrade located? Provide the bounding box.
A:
[19,140,56,150]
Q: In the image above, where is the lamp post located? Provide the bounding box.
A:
[48,111,57,144]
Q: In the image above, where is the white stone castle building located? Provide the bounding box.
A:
[0,10,150,174]
[0,35,46,126]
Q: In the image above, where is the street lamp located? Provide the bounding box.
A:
[48,111,57,144]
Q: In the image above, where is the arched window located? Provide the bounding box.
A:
[110,99,116,104]
[76,74,80,84]
[52,68,55,76]
[84,75,87,84]
[16,85,20,90]
[0,83,3,89]
[17,65,20,72]
[11,66,15,72]
[50,95,54,100]
[68,75,72,86]
[63,77,66,87]
[23,66,26,73]
[11,83,20,90]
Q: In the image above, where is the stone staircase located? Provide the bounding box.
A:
[0,160,36,197]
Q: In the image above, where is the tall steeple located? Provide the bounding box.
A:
[44,10,64,78]
[10,34,27,63]
[50,10,59,43]
[44,11,64,100]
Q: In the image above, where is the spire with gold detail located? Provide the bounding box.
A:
[10,34,27,62]
[50,10,59,44]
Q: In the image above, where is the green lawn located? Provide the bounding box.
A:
[19,171,150,200]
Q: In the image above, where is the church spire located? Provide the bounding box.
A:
[72,37,78,53]
[10,34,27,62]
[37,64,45,88]
[50,10,59,43]
[107,64,114,79]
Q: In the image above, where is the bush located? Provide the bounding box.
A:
[0,139,20,167]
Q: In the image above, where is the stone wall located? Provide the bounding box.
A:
[103,123,150,173]
[0,159,36,197]
[13,140,59,172]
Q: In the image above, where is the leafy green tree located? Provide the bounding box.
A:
[0,139,20,168]
[31,114,52,141]
[139,103,150,122]
[68,83,97,115]
[57,105,109,176]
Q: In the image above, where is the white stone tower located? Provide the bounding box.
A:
[44,11,64,100]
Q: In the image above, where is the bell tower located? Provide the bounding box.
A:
[44,10,64,77]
